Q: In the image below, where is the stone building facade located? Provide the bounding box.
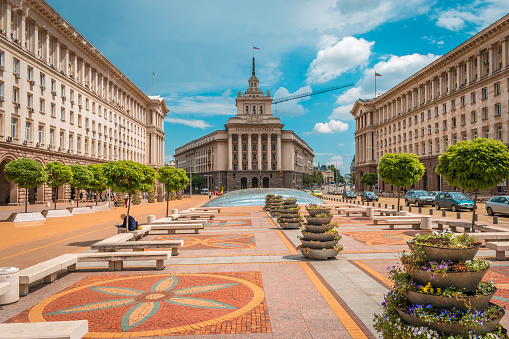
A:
[0,0,168,205]
[174,59,314,191]
[352,14,509,194]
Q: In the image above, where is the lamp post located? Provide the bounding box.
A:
[341,154,353,192]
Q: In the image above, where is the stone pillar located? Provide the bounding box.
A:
[238,134,242,170]
[423,81,427,102]
[55,39,60,69]
[465,59,471,84]
[228,134,232,170]
[247,133,252,170]
[277,134,281,170]
[34,23,39,57]
[489,45,494,74]
[20,10,25,48]
[64,47,69,75]
[421,215,432,230]
[447,68,452,92]
[4,1,11,40]
[258,133,262,170]
[267,134,272,171]
[476,53,482,80]
[502,38,508,68]
[430,79,434,100]
[438,73,442,96]
[455,64,460,90]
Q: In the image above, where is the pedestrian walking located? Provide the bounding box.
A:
[208,191,212,200]
[113,194,118,208]
[4,194,9,206]
[124,195,128,208]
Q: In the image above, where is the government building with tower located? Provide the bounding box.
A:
[174,59,314,191]
[352,13,509,194]
[0,0,167,205]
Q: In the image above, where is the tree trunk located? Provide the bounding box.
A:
[166,191,170,217]
[25,187,28,213]
[96,190,98,206]
[127,192,131,218]
[76,189,79,207]
[54,186,58,210]
[471,190,478,232]
[397,188,401,212]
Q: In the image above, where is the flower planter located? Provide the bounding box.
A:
[279,209,299,214]
[284,199,297,205]
[406,289,495,312]
[305,216,333,225]
[278,217,302,223]
[299,247,339,260]
[396,306,504,336]
[407,240,482,262]
[409,268,488,292]
[304,224,334,233]
[301,233,340,242]
[306,208,331,217]
[279,222,301,229]
[300,239,339,249]
[278,214,301,219]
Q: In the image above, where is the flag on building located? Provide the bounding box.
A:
[153,71,157,79]
[253,46,260,50]
[375,72,382,77]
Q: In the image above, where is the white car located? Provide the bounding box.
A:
[201,188,209,195]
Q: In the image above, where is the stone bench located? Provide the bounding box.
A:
[91,240,184,256]
[18,254,78,296]
[344,209,367,217]
[486,242,509,260]
[150,224,204,234]
[433,219,476,233]
[473,232,509,242]
[475,224,509,232]
[174,213,215,220]
[0,320,88,339]
[193,207,221,213]
[374,209,399,216]
[152,219,206,225]
[387,219,422,230]
[77,251,171,271]
[371,216,420,225]
[117,225,151,240]
[97,233,134,244]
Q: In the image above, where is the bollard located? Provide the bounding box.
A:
[409,207,412,212]
[70,200,74,206]
[456,212,461,219]
[418,207,422,214]
[494,216,499,224]
[429,209,433,215]
[46,201,50,207]
[474,214,478,222]
[147,215,156,225]
[172,209,178,215]
[420,216,432,230]
[442,210,446,217]
[366,206,374,218]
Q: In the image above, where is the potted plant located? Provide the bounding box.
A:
[305,203,331,216]
[305,212,333,225]
[407,231,482,262]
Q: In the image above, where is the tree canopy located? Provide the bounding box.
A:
[157,166,189,216]
[69,165,92,207]
[45,162,73,210]
[86,164,107,205]
[4,158,48,213]
[361,173,378,189]
[436,138,509,228]
[378,153,425,210]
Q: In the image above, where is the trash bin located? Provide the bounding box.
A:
[46,201,50,207]
[147,215,156,225]
[172,209,178,215]
[0,267,19,304]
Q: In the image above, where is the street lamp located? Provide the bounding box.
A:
[341,154,353,192]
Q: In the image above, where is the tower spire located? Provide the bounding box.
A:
[252,57,255,76]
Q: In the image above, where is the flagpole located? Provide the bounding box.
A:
[374,70,376,99]
[152,69,155,96]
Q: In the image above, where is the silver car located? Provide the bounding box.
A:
[486,196,509,216]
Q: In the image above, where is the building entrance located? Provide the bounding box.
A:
[241,177,248,189]
[263,177,269,188]
[252,177,258,188]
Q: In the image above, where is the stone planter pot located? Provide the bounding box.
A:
[306,208,331,217]
[407,240,482,262]
[304,224,334,233]
[279,213,301,219]
[284,199,297,205]
[279,222,301,229]
[406,289,495,312]
[300,239,339,249]
[279,209,299,214]
[278,217,302,223]
[299,247,339,260]
[305,216,333,225]
[409,268,488,292]
[397,306,504,336]
[301,233,341,242]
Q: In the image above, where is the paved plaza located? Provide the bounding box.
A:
[1,197,509,338]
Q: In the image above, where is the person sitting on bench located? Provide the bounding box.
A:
[116,214,137,232]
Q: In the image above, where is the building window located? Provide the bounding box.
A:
[443,120,447,130]
[49,129,54,146]
[498,125,503,140]
[444,136,448,147]
[427,110,431,119]
[253,164,257,170]
[482,107,488,119]
[27,93,32,108]
[272,164,276,170]
[443,103,447,113]
[78,94,82,105]
[495,82,501,95]
[482,87,488,99]
[242,154,247,160]
[472,111,477,122]
[233,144,237,151]
[233,135,237,141]
[260,106,263,114]
[262,154,266,160]
[253,144,257,151]
[252,105,256,114]
[40,73,45,87]
[421,112,424,121]
[471,92,476,103]
[92,102,95,113]
[434,123,439,133]
[495,103,502,116]
[435,107,439,116]
[243,164,247,170]
[253,154,257,160]
[233,164,237,170]
[473,130,478,139]
[25,122,31,141]
[262,145,266,151]
[70,111,74,124]
[39,98,45,112]
[70,90,74,102]
[12,87,19,102]
[10,118,16,138]
[51,79,55,92]
[77,135,81,151]
[59,131,64,148]
[460,96,465,107]
[38,125,43,144]
[452,117,456,128]
[61,107,65,121]
[463,132,467,141]
[85,98,89,110]
[245,105,249,114]
[451,99,456,110]
[272,144,276,150]
[13,58,19,74]
[27,66,33,81]
[461,114,466,125]
[68,134,73,150]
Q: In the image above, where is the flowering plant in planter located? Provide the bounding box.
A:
[313,212,334,218]
[414,231,481,248]
[306,204,328,209]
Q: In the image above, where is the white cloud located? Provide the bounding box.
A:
[327,155,344,167]
[308,120,349,134]
[165,118,211,129]
[165,91,236,116]
[422,36,445,46]
[272,86,311,116]
[315,152,334,156]
[337,143,345,146]
[329,53,441,120]
[307,36,374,83]
[435,1,509,32]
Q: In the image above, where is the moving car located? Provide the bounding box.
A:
[312,190,323,197]
[332,190,341,195]
[486,196,509,216]
[405,190,435,207]
[342,191,357,199]
[434,192,474,212]
[361,191,378,202]
[201,188,209,195]
[304,189,312,194]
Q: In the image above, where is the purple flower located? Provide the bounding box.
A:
[431,274,435,279]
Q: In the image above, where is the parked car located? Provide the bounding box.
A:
[361,191,378,202]
[486,196,509,216]
[405,190,435,207]
[434,192,474,212]
[304,189,312,194]
[332,190,341,195]
[201,188,209,195]
[342,191,357,199]
[312,190,323,197]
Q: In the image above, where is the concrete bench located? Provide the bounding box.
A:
[18,254,78,296]
[372,216,420,225]
[473,232,509,242]
[0,320,88,339]
[150,224,204,234]
[344,209,367,217]
[387,219,422,230]
[374,209,399,216]
[96,233,134,244]
[91,240,184,256]
[77,251,171,271]
[194,207,221,213]
[433,220,476,233]
[117,225,151,240]
[152,219,206,225]
[174,213,215,220]
[475,224,509,232]
[486,242,509,260]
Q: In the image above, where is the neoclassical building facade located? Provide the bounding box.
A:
[0,0,168,205]
[352,13,509,194]
[174,60,314,191]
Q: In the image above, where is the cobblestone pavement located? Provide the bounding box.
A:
[1,201,509,337]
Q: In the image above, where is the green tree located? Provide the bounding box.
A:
[361,173,378,191]
[87,164,107,206]
[158,166,189,217]
[4,158,48,213]
[311,170,323,185]
[436,138,509,229]
[377,153,425,211]
[188,173,206,192]
[69,165,92,207]
[327,165,341,183]
[102,160,156,218]
[302,173,312,188]
[45,162,73,210]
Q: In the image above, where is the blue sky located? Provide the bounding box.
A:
[47,0,509,174]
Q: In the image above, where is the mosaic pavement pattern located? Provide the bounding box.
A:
[154,234,256,250]
[217,212,251,217]
[341,230,420,247]
[204,220,252,228]
[7,272,270,338]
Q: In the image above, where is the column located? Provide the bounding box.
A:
[476,53,482,80]
[55,40,60,69]
[423,82,427,102]
[447,69,452,92]
[430,79,434,100]
[456,64,461,89]
[438,73,442,96]
[238,134,242,170]
[502,38,508,68]
[489,45,494,74]
[34,23,39,57]
[64,47,69,75]
[228,134,232,170]
[80,59,85,84]
[267,134,272,171]
[277,134,281,170]
[73,51,78,78]
[257,133,262,170]
[247,133,252,170]
[20,10,25,48]
[465,59,471,84]
[44,31,50,63]
[4,1,11,40]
